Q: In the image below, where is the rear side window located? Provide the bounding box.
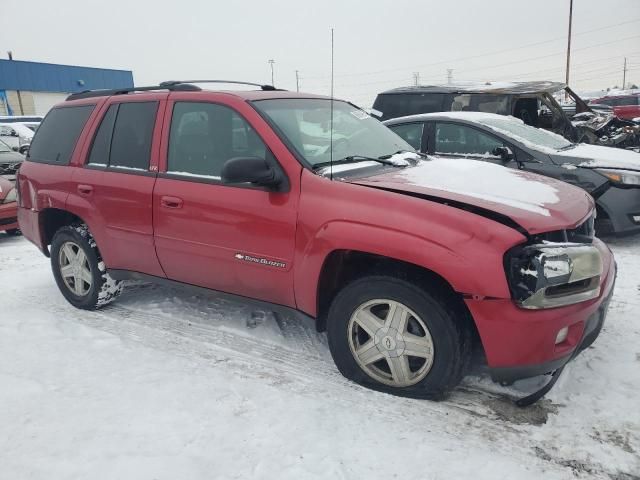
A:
[87,102,157,170]
[28,105,94,165]
[110,102,158,170]
[87,105,117,166]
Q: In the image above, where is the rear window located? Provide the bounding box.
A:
[27,105,94,165]
[373,93,446,121]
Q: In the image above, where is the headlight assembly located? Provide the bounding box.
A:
[506,243,602,309]
[596,168,640,186]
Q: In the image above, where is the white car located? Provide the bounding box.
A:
[0,122,35,154]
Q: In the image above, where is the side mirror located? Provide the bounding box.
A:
[493,146,514,161]
[10,131,19,137]
[221,157,281,189]
[11,146,19,152]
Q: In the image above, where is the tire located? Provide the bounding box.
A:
[5,228,21,236]
[50,224,123,310]
[327,275,470,399]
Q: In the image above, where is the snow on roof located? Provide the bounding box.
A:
[384,111,523,125]
[381,81,565,95]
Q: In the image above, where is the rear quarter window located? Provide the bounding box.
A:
[27,105,95,165]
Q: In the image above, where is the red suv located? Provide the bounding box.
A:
[17,81,616,402]
[590,92,640,121]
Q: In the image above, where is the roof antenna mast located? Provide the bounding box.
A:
[330,27,335,181]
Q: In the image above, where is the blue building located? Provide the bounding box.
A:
[0,59,134,116]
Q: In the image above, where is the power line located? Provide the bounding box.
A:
[303,18,640,80]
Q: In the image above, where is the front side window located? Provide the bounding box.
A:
[479,117,572,150]
[253,99,413,168]
[389,123,424,150]
[28,105,94,165]
[167,102,268,178]
[435,122,504,156]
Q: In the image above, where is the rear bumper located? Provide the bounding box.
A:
[466,238,616,381]
[597,186,640,235]
[0,202,18,231]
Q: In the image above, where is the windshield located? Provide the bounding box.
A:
[0,140,12,153]
[479,117,572,150]
[252,98,414,167]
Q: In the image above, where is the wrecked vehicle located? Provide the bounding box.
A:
[373,81,640,150]
[17,81,615,405]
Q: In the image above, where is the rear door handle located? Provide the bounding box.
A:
[160,196,183,209]
[77,184,93,196]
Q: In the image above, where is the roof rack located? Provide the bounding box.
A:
[66,79,281,101]
[159,80,281,91]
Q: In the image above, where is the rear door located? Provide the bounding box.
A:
[152,94,299,307]
[67,95,166,277]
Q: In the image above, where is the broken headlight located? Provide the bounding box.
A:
[506,243,602,309]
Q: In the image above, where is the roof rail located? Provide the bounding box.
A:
[66,79,283,101]
[159,80,282,91]
[66,83,201,101]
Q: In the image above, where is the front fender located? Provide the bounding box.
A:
[294,219,523,317]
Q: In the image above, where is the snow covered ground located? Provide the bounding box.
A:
[1,234,639,479]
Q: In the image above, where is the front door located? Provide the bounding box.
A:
[153,98,299,307]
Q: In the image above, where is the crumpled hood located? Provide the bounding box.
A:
[349,158,593,235]
[551,144,640,171]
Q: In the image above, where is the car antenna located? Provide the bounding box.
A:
[330,27,335,181]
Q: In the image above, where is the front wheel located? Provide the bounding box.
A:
[5,228,21,236]
[327,276,470,399]
[50,224,123,310]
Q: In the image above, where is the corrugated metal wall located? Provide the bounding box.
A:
[0,59,134,93]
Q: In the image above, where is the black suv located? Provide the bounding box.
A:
[373,81,640,149]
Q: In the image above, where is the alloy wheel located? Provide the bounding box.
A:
[348,299,435,387]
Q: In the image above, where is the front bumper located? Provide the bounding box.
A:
[0,201,18,232]
[465,238,616,382]
[597,185,640,235]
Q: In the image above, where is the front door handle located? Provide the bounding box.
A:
[160,196,183,209]
[77,184,93,196]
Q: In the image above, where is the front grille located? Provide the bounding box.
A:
[0,161,21,176]
[0,217,17,226]
[531,213,595,244]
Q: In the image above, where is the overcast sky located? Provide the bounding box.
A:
[2,0,639,106]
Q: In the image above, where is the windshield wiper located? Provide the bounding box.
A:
[382,149,429,159]
[313,155,399,170]
[557,144,577,151]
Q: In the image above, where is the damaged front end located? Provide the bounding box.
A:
[564,86,640,150]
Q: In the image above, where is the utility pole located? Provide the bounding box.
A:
[412,72,420,86]
[447,69,453,84]
[565,0,573,88]
[623,57,628,89]
[268,59,275,86]
[295,70,300,92]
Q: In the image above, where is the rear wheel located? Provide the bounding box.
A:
[50,225,123,310]
[327,275,470,398]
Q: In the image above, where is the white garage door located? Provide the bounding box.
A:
[32,92,70,115]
